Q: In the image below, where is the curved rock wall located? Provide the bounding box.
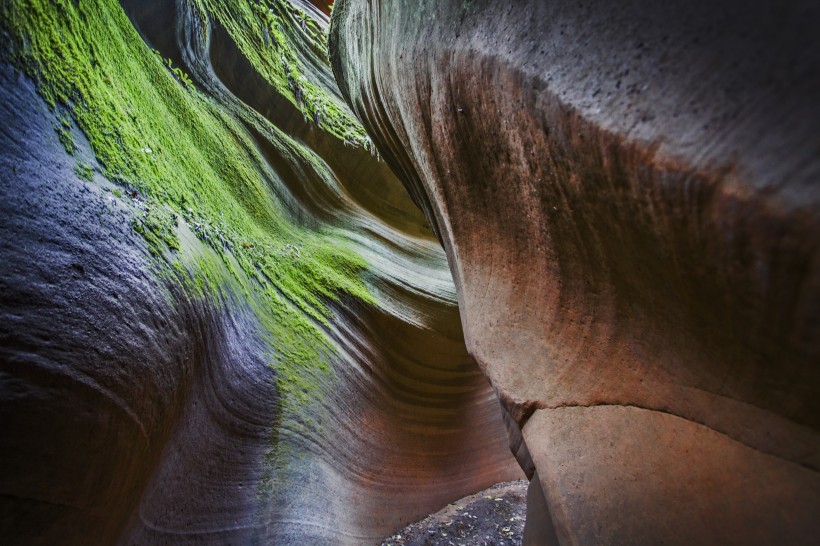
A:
[330,0,820,543]
[0,0,520,544]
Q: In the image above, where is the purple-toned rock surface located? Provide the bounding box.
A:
[0,0,521,543]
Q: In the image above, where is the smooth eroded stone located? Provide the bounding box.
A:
[330,0,820,541]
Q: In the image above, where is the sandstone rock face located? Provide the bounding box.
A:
[0,0,521,544]
[330,0,820,543]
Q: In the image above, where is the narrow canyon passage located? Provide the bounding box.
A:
[1,0,819,545]
[1,0,519,544]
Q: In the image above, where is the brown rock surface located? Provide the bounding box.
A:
[330,0,820,543]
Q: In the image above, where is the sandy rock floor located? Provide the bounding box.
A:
[381,480,528,546]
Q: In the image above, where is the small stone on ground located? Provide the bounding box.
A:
[381,480,528,546]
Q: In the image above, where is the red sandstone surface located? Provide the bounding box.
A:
[330,0,820,543]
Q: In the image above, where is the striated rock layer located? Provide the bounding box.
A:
[330,0,820,543]
[0,0,521,544]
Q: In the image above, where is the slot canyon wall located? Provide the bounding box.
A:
[0,0,522,544]
[329,0,820,544]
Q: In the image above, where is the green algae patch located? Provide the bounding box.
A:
[0,0,375,408]
[131,202,181,256]
[194,0,370,146]
[74,162,94,182]
[54,115,76,155]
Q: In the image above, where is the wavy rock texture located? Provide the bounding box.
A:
[330,0,820,544]
[0,0,521,544]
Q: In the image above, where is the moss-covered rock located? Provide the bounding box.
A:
[0,1,520,544]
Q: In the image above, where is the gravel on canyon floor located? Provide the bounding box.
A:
[381,480,528,546]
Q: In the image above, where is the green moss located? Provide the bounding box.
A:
[55,121,75,154]
[0,0,375,417]
[74,162,94,181]
[196,0,369,146]
[153,50,195,89]
[130,202,180,256]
